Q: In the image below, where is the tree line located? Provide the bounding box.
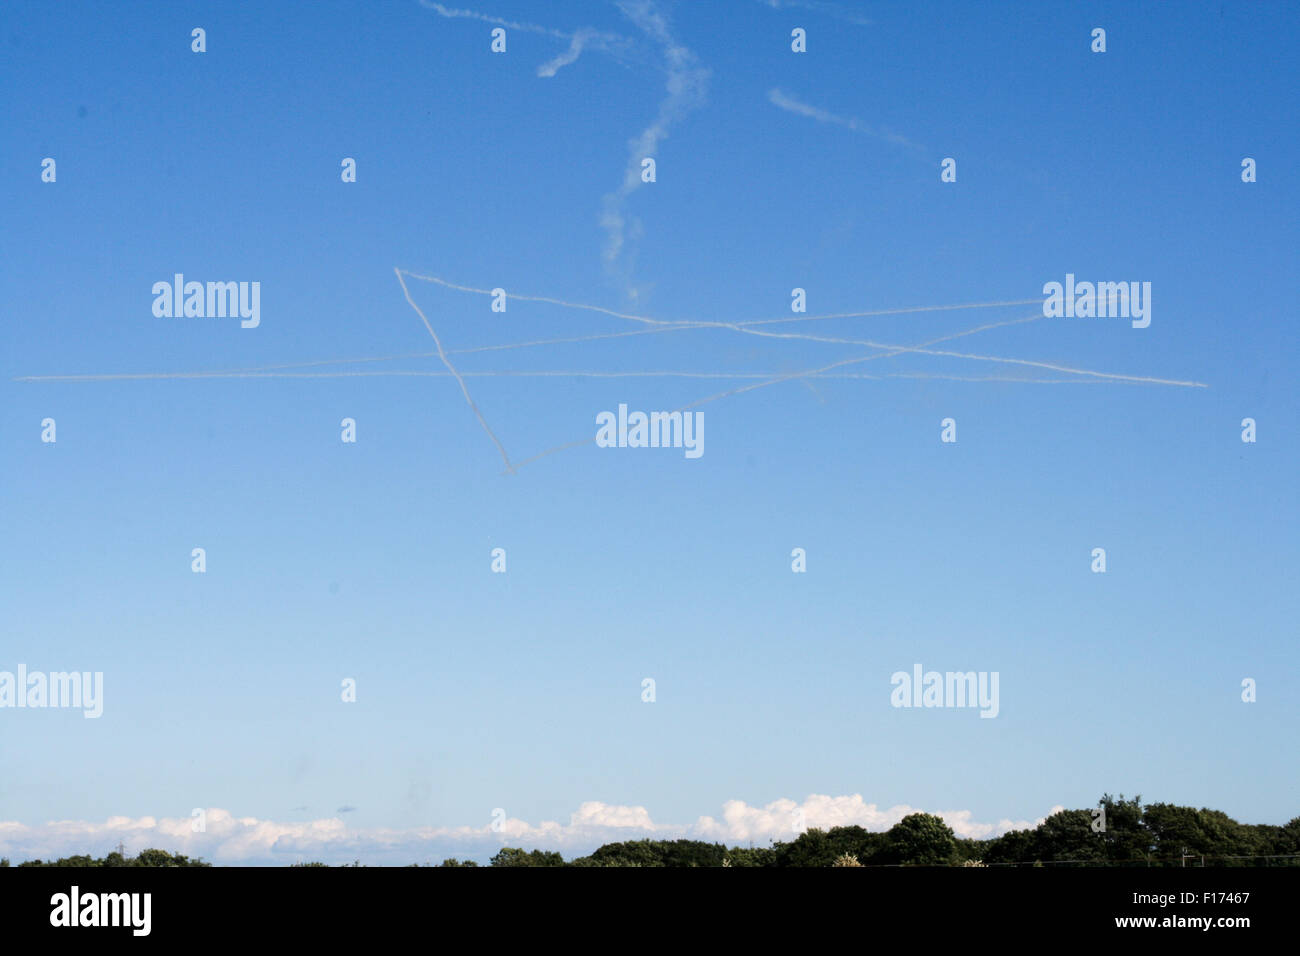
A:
[5,796,1297,868]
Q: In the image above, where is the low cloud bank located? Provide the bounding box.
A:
[0,796,1057,866]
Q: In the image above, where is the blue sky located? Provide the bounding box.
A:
[1,0,1297,864]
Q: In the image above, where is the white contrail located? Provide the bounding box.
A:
[669,314,1208,412]
[10,369,1159,385]
[399,269,1042,328]
[19,282,1203,392]
[420,1,569,39]
[17,270,1207,475]
[401,270,680,326]
[395,271,1203,386]
[769,88,861,130]
[419,1,628,78]
[538,29,601,77]
[394,266,516,473]
[768,88,927,155]
[600,1,710,293]
[507,311,1204,472]
[755,0,873,27]
[674,316,1046,413]
[9,294,1043,383]
[421,2,695,277]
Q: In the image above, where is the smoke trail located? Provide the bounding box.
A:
[600,1,710,296]
[419,2,628,78]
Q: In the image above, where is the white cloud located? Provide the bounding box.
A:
[0,797,1058,866]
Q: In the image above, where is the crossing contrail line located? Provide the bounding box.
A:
[11,312,1207,388]
[394,266,516,474]
[394,271,1206,385]
[672,315,1206,412]
[392,277,1205,471]
[13,271,1207,476]
[12,369,1147,383]
[14,283,1183,387]
[10,305,1026,383]
[507,312,1205,472]
[508,314,1036,470]
[397,269,1043,328]
[395,278,1065,470]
